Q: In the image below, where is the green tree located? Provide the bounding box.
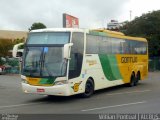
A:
[29,22,47,31]
[0,57,5,65]
[120,10,160,57]
[0,38,25,61]
[0,39,13,57]
[0,38,13,65]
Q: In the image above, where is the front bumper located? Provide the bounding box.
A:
[22,83,71,96]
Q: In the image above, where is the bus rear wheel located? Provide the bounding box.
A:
[81,78,94,98]
[135,72,140,86]
[129,73,136,87]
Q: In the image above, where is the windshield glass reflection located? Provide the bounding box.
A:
[22,47,67,77]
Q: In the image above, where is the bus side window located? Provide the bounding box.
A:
[69,53,77,71]
[69,32,84,79]
[69,53,83,78]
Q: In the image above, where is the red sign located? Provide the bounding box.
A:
[63,13,79,28]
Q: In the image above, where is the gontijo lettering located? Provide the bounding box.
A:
[121,57,138,63]
[86,60,97,66]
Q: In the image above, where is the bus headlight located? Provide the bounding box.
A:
[54,80,68,85]
[21,79,28,84]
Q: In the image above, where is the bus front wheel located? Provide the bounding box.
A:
[81,78,94,98]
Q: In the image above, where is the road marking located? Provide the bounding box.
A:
[81,101,147,112]
[106,89,151,96]
[0,103,42,109]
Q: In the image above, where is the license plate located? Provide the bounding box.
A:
[37,88,45,93]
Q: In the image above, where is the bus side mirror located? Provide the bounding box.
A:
[12,43,24,58]
[63,43,73,59]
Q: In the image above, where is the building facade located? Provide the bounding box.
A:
[0,30,27,40]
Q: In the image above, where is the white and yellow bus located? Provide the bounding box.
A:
[13,28,148,97]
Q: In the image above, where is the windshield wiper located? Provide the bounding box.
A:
[42,52,54,77]
[44,63,53,77]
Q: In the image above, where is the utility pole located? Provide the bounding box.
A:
[130,10,132,21]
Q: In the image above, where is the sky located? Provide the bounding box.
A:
[0,0,160,31]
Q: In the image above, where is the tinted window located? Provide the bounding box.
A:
[133,41,147,54]
[86,35,100,54]
[69,32,84,79]
[27,32,70,45]
[111,38,125,54]
[86,34,147,55]
[99,37,112,54]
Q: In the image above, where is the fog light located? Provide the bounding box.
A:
[24,90,28,93]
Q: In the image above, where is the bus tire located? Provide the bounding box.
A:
[129,73,136,87]
[135,72,140,86]
[81,78,94,98]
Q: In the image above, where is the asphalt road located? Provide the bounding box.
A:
[0,72,160,114]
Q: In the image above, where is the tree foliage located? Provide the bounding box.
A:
[29,22,47,31]
[120,10,160,57]
[0,38,25,58]
[0,39,13,57]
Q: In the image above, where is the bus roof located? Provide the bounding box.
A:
[30,28,88,33]
[91,29,147,42]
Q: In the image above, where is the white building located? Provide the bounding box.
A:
[107,20,121,30]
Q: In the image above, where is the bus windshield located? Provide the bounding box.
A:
[22,32,70,77]
[22,47,67,77]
